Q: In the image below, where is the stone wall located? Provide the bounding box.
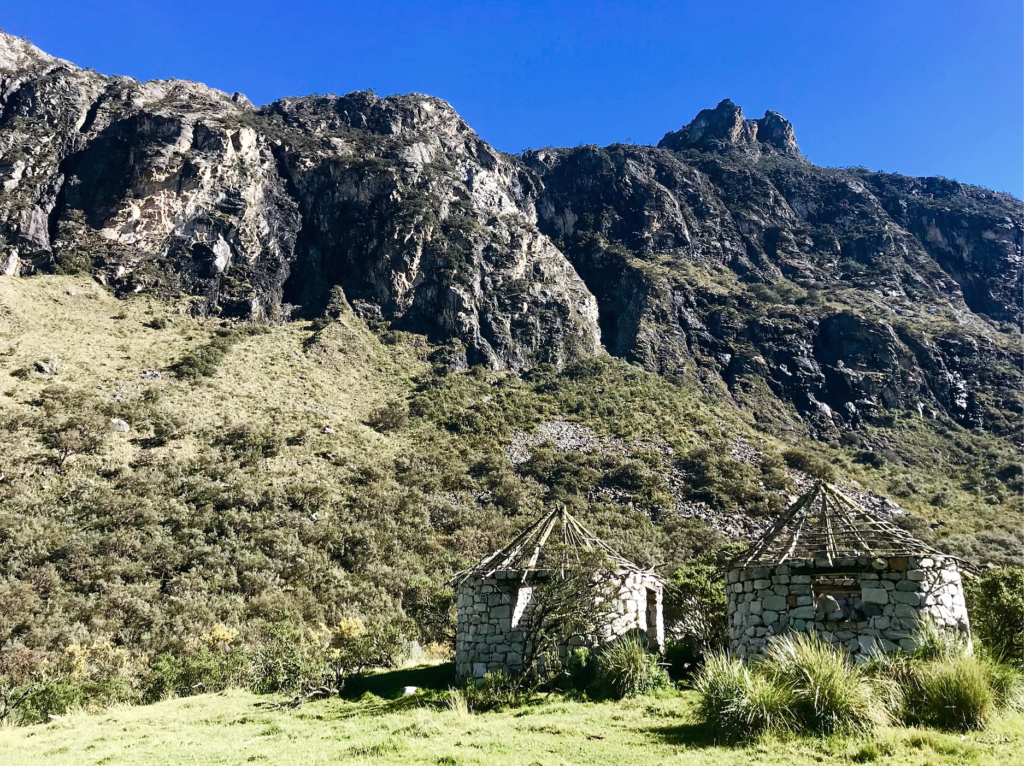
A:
[726,556,970,661]
[455,570,663,681]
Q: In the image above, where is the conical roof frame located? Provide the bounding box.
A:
[732,482,952,568]
[455,504,659,584]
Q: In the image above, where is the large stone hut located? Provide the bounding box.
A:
[454,506,664,682]
[727,482,971,661]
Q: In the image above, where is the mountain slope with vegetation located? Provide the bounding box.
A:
[0,32,1020,674]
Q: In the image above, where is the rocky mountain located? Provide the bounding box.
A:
[1,33,1020,437]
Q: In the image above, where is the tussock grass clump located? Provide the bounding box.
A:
[764,632,888,734]
[695,634,888,741]
[692,654,795,740]
[911,655,994,731]
[864,620,1023,731]
[594,634,672,699]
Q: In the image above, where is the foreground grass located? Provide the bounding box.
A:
[1,682,1020,766]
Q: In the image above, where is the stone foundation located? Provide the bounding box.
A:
[455,570,663,681]
[726,555,970,661]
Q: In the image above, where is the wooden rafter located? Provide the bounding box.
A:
[453,503,658,584]
[733,481,953,568]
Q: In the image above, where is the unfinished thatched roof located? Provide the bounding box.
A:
[455,505,657,583]
[732,482,946,568]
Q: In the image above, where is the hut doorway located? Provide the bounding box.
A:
[645,587,660,649]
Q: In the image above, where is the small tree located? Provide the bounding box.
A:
[514,544,618,693]
[663,545,744,679]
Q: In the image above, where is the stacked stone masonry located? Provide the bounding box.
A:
[726,556,970,661]
[456,570,663,681]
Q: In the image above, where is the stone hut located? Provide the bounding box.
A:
[727,482,972,661]
[454,506,664,682]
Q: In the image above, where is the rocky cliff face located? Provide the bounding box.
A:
[0,35,599,369]
[524,99,1022,439]
[1,34,1020,434]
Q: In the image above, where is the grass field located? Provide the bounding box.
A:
[1,665,1022,766]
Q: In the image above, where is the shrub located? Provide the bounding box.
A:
[594,634,671,699]
[249,622,318,695]
[664,554,731,666]
[11,676,137,725]
[367,402,409,432]
[566,647,598,692]
[460,671,530,712]
[764,632,887,735]
[781,448,836,481]
[219,423,282,462]
[141,646,250,703]
[172,327,268,380]
[692,654,794,741]
[966,567,1024,666]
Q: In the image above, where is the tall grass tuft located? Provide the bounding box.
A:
[764,632,889,735]
[594,634,671,699]
[912,620,968,662]
[911,655,994,731]
[445,688,469,717]
[980,657,1024,713]
[692,654,794,741]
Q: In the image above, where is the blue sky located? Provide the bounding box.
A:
[4,0,1021,196]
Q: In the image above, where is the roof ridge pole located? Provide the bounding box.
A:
[523,504,560,575]
[824,484,871,555]
[479,511,549,579]
[821,484,836,566]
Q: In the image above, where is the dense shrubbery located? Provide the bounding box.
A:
[966,567,1024,667]
[172,326,270,379]
[0,618,409,725]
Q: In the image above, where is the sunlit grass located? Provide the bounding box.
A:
[1,686,1020,766]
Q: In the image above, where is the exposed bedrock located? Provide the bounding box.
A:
[1,33,1020,427]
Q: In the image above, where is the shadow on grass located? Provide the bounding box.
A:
[341,663,456,700]
[645,721,734,750]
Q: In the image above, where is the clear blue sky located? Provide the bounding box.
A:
[5,0,1022,196]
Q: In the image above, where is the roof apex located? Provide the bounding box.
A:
[454,504,657,584]
[732,482,948,568]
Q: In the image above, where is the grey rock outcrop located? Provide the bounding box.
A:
[0,34,599,370]
[525,134,1022,438]
[658,99,801,156]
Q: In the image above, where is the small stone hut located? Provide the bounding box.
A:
[454,506,664,682]
[727,482,971,661]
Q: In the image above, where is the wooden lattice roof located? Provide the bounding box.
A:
[455,505,658,584]
[732,482,947,568]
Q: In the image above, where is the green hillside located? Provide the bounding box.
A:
[1,274,1018,658]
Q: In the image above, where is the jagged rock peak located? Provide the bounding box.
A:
[658,98,800,157]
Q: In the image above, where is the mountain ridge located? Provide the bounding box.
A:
[1,31,1021,439]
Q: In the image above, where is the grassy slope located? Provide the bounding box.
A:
[0,274,1019,655]
[1,683,1020,766]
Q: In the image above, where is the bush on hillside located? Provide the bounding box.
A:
[781,448,837,481]
[966,567,1024,666]
[367,402,409,432]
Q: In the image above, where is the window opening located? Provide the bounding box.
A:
[811,574,865,622]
